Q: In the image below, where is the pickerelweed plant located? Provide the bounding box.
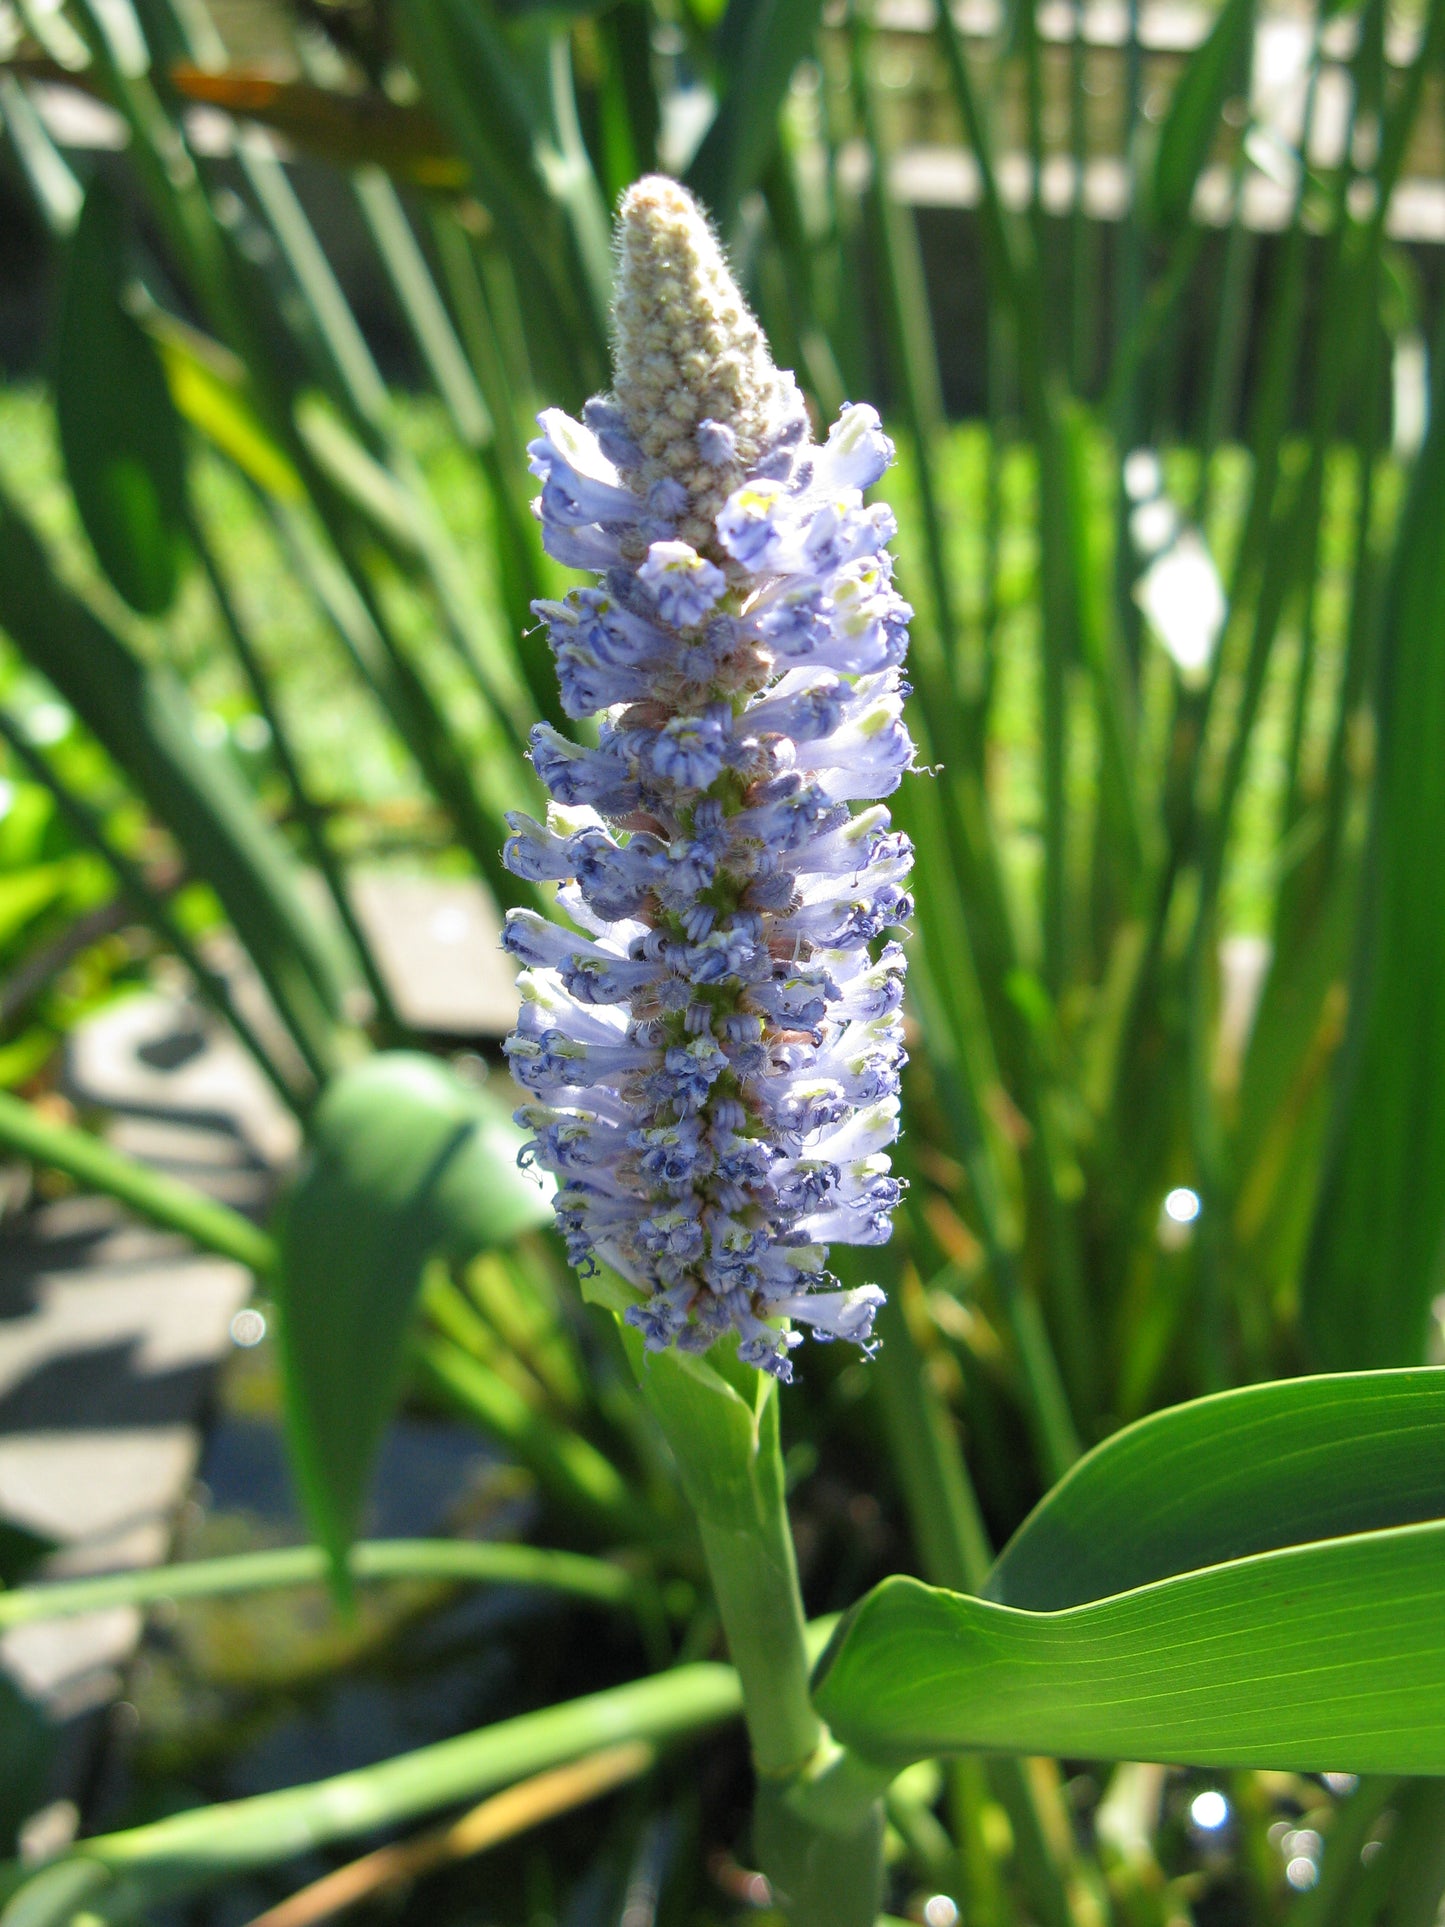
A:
[500,174,912,1919]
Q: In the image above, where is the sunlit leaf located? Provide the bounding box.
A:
[985,1369,1445,1610]
[147,312,302,501]
[814,1518,1445,1775]
[815,1371,1445,1773]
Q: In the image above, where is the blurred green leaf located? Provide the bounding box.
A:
[814,1520,1445,1773]
[0,499,347,1085]
[688,0,824,224]
[55,178,189,617]
[3,1662,741,1918]
[0,1536,633,1629]
[396,0,609,380]
[0,1087,275,1270]
[1146,0,1253,232]
[0,1856,108,1927]
[0,866,74,950]
[146,312,303,501]
[1303,339,1445,1369]
[985,1369,1445,1610]
[0,1518,56,1591]
[275,1051,553,1584]
[0,1674,52,1858]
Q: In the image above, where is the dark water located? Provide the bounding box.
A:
[81,1343,703,1927]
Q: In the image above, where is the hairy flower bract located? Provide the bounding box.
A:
[502,176,915,1379]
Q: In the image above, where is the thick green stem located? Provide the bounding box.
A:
[692,1406,820,1778]
[640,1368,884,1923]
[586,1273,884,1924]
[624,1338,821,1780]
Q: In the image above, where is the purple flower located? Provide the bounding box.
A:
[638,541,727,628]
[502,177,913,1380]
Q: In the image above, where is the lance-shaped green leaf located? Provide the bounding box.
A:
[55,178,189,616]
[984,1368,1445,1610]
[1303,338,1445,1369]
[0,498,346,1085]
[275,1052,553,1583]
[815,1371,1445,1774]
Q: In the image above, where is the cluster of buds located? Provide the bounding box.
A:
[502,176,914,1380]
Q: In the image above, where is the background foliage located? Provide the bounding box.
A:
[2,0,1445,1918]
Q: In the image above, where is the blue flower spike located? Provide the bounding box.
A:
[503,176,915,1381]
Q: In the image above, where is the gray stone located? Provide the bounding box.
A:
[0,997,278,1731]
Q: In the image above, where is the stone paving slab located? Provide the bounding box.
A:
[349,872,516,1040]
[0,994,284,1742]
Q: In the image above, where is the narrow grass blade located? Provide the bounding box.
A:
[0,1537,634,1630]
[184,504,410,1045]
[352,167,490,450]
[6,1665,742,1913]
[686,0,823,225]
[0,1088,275,1273]
[55,177,189,616]
[1145,0,1253,232]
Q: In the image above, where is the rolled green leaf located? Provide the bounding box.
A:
[1146,0,1254,232]
[275,1052,554,1585]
